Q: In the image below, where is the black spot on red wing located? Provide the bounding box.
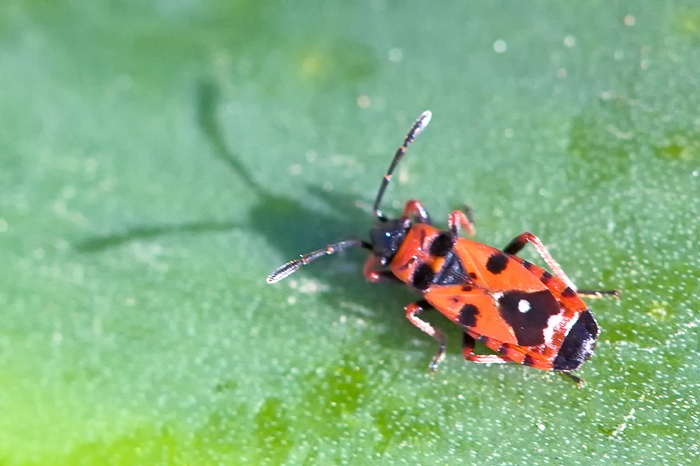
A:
[429,232,456,257]
[561,286,577,298]
[486,252,509,274]
[540,270,553,284]
[412,263,435,291]
[461,284,473,292]
[477,335,489,343]
[522,260,533,270]
[553,310,599,371]
[451,296,460,304]
[523,354,535,366]
[458,304,479,328]
[498,344,509,355]
[497,290,561,346]
[469,272,478,280]
[433,252,469,285]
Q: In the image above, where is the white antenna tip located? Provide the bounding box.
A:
[418,110,432,128]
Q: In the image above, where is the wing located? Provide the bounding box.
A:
[454,238,551,293]
[423,284,519,345]
[425,278,565,348]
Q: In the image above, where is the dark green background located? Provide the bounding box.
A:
[1,1,699,464]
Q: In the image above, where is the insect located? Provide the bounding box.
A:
[267,111,617,383]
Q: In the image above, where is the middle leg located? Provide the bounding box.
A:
[405,300,446,371]
[503,232,619,296]
[502,232,576,290]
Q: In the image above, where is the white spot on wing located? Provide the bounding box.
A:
[518,299,531,313]
[543,312,565,345]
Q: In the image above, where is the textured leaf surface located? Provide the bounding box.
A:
[1,1,699,464]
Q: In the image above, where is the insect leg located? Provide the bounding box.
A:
[402,199,432,224]
[448,208,476,237]
[502,232,577,290]
[503,232,619,297]
[577,289,620,298]
[363,254,402,283]
[405,300,446,371]
[461,333,511,364]
[559,372,584,385]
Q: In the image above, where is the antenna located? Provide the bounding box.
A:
[266,239,369,283]
[373,110,432,220]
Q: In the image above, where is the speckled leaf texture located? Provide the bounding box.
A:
[1,1,698,464]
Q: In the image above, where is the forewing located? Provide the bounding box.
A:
[424,284,518,345]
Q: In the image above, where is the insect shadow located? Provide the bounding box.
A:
[74,80,449,360]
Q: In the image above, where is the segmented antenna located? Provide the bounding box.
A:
[373,110,432,220]
[267,111,432,284]
[266,240,368,283]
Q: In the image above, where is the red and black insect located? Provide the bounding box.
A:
[267,111,617,383]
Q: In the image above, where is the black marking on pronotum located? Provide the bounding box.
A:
[561,286,577,298]
[458,304,479,328]
[412,263,435,291]
[523,354,535,366]
[553,310,599,371]
[486,252,508,274]
[429,232,456,257]
[497,290,560,346]
[433,252,469,285]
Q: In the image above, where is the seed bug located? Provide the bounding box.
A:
[267,111,618,383]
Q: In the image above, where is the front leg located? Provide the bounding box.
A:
[405,300,446,371]
[402,199,432,224]
[363,254,402,283]
[448,207,476,237]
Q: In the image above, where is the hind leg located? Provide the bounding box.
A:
[461,333,511,364]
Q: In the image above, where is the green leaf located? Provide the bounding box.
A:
[1,1,699,464]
